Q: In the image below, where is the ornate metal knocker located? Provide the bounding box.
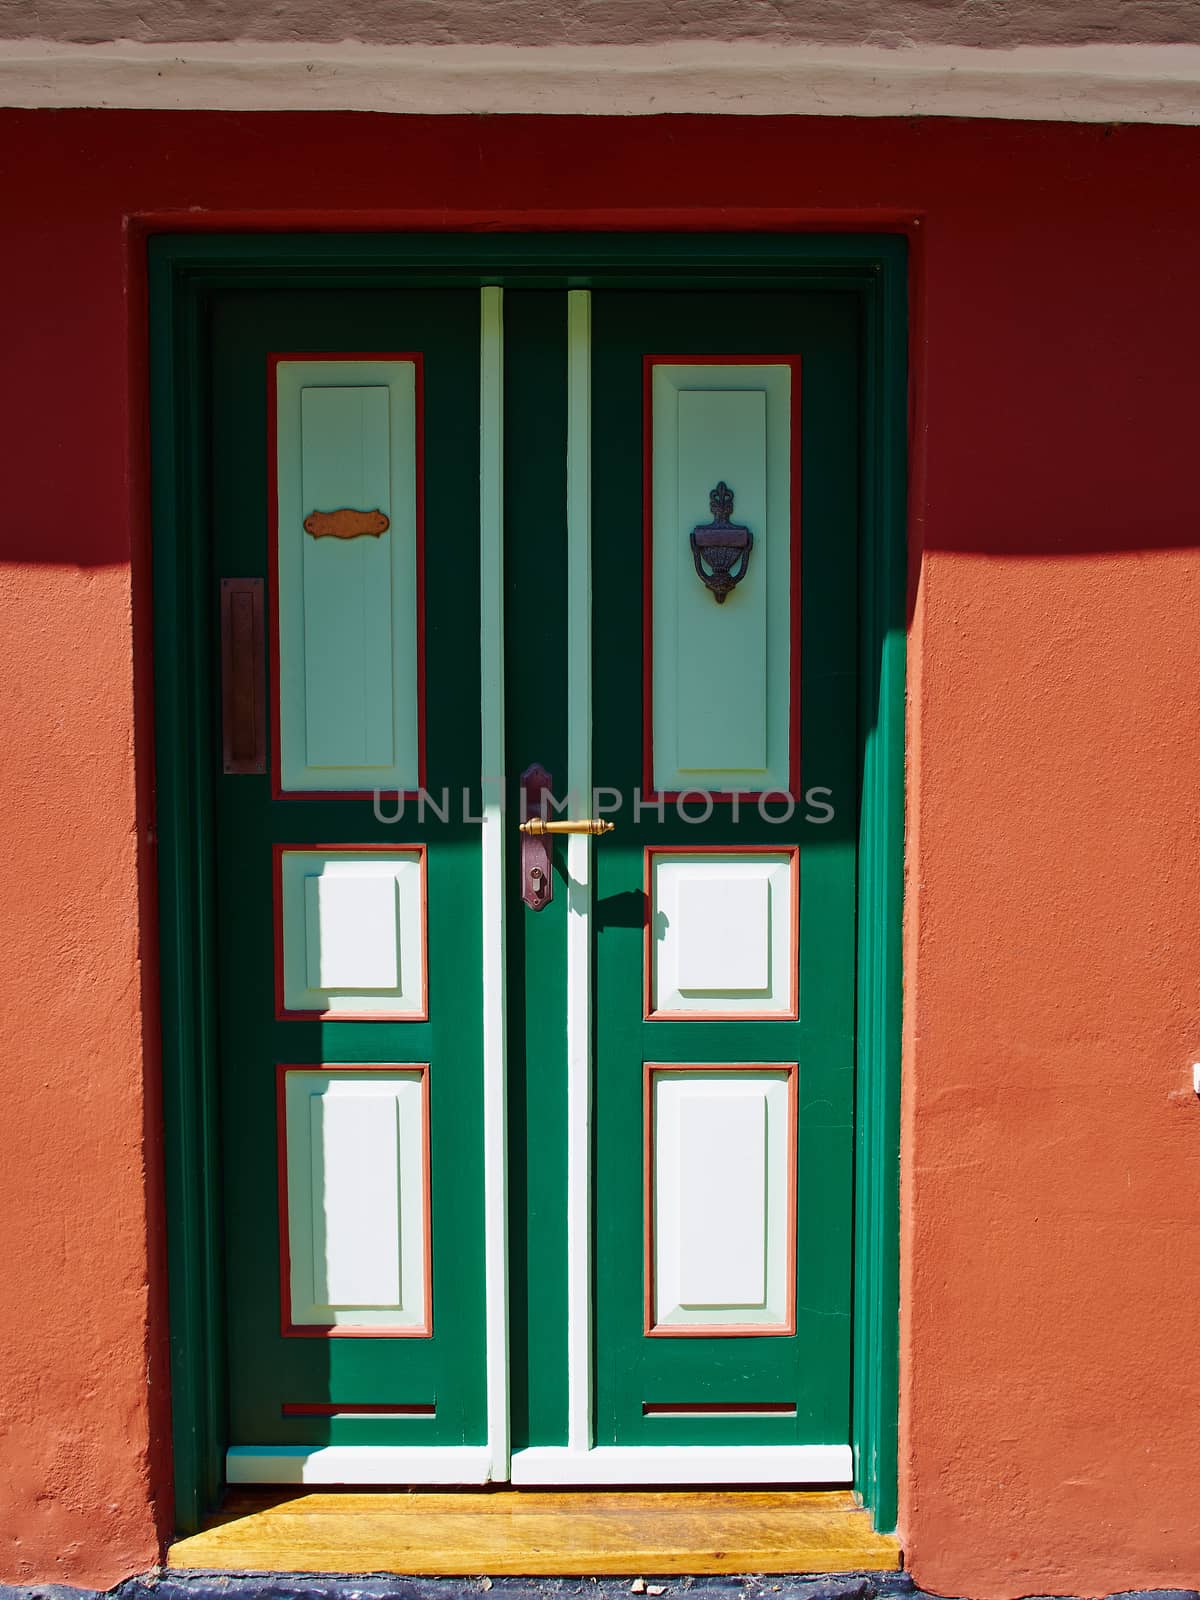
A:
[690,482,753,604]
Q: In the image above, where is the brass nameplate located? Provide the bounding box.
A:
[304,508,390,540]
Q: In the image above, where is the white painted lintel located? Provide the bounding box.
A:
[3,40,1200,125]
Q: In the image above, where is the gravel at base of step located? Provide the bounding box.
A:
[4,1573,1200,1600]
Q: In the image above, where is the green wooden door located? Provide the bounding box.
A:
[588,292,857,1476]
[210,290,492,1482]
[207,283,859,1487]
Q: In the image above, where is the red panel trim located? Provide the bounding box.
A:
[276,1061,433,1339]
[282,1402,436,1417]
[272,842,429,1022]
[219,577,267,774]
[642,354,802,802]
[643,844,800,1021]
[642,1401,797,1415]
[643,1060,798,1339]
[268,350,427,802]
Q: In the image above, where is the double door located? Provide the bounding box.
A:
[209,282,859,1484]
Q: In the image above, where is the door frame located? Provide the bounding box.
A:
[148,231,907,1535]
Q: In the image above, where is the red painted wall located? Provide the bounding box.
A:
[1,109,1198,1598]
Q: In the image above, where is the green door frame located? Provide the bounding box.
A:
[148,231,907,1536]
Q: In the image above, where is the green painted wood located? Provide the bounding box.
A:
[149,244,228,1534]
[209,288,487,1450]
[150,231,905,1534]
[501,292,571,1452]
[149,230,904,291]
[592,289,860,1450]
[851,241,908,1536]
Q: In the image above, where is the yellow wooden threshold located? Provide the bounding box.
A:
[168,1487,901,1576]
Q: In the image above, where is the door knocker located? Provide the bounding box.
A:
[690,482,753,603]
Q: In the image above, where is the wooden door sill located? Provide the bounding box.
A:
[168,1487,901,1575]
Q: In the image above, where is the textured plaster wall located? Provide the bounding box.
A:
[0,585,168,1571]
[2,0,1199,47]
[0,109,1199,1599]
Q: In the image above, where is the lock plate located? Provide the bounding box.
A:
[520,763,554,911]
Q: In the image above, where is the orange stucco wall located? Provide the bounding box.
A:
[899,157,1200,1591]
[0,109,1197,1598]
[904,560,1200,1594]
[0,560,170,1585]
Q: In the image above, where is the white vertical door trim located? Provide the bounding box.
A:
[565,289,593,1454]
[479,284,510,1481]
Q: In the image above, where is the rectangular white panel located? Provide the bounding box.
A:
[648,849,796,1018]
[651,1067,794,1331]
[304,872,400,991]
[676,873,770,992]
[283,1068,428,1331]
[300,385,395,770]
[675,389,767,773]
[276,359,420,793]
[278,848,426,1018]
[650,362,794,795]
[677,1092,766,1307]
[310,1091,402,1306]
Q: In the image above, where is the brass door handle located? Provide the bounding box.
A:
[518,817,615,836]
[518,763,614,914]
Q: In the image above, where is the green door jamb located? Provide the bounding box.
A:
[147,230,907,1536]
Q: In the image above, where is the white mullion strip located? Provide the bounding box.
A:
[565,289,593,1455]
[479,284,510,1482]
